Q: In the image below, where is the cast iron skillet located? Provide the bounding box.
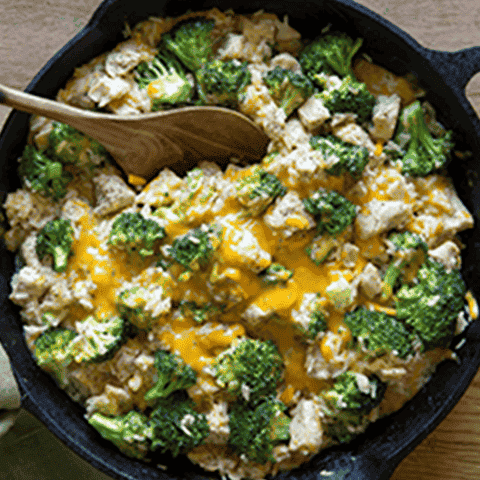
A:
[1,0,480,479]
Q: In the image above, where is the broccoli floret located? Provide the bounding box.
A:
[88,410,154,460]
[18,145,73,200]
[263,66,314,117]
[261,263,294,285]
[179,300,222,323]
[165,224,222,272]
[324,371,386,414]
[305,234,340,265]
[134,52,193,110]
[162,17,217,72]
[69,316,128,363]
[116,286,165,330]
[48,122,108,166]
[299,33,363,82]
[317,76,376,123]
[228,397,291,464]
[236,167,286,216]
[212,338,284,404]
[34,328,77,386]
[144,350,197,402]
[36,218,74,273]
[343,307,415,358]
[395,100,454,176]
[108,212,166,258]
[395,258,466,350]
[381,231,428,300]
[196,59,252,107]
[149,392,210,457]
[310,135,369,179]
[306,307,328,340]
[303,188,357,236]
[321,371,386,443]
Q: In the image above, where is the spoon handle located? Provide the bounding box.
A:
[0,83,101,133]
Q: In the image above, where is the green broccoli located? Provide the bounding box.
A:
[144,350,197,402]
[162,17,217,72]
[108,212,166,258]
[179,300,222,323]
[321,371,386,443]
[33,328,77,386]
[310,134,369,179]
[196,59,252,107]
[236,167,286,216]
[317,76,376,123]
[18,145,73,200]
[298,33,363,82]
[69,315,128,363]
[381,231,428,300]
[305,234,340,265]
[343,307,416,358]
[165,224,222,272]
[149,392,210,457]
[306,307,328,340]
[261,263,294,285]
[213,338,284,404]
[228,396,291,464]
[36,218,74,273]
[116,286,165,330]
[134,52,193,110]
[88,410,154,460]
[47,122,108,166]
[263,66,314,117]
[395,258,466,350]
[303,188,357,236]
[395,100,454,176]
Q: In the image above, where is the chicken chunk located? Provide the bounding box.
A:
[264,191,315,238]
[93,173,136,216]
[428,240,461,271]
[357,263,383,299]
[298,96,331,131]
[289,399,323,454]
[369,94,401,142]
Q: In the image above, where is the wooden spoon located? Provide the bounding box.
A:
[0,84,269,180]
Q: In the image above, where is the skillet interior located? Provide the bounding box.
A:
[1,1,480,479]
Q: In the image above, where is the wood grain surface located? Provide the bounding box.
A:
[1,1,480,479]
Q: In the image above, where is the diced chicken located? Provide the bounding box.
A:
[264,191,315,238]
[280,119,310,152]
[341,243,360,269]
[298,96,331,131]
[332,122,376,153]
[357,263,383,299]
[105,81,152,115]
[135,168,184,208]
[219,222,272,273]
[289,399,323,454]
[428,240,461,271]
[93,173,136,216]
[355,199,413,240]
[216,33,246,60]
[241,303,274,327]
[239,84,287,142]
[325,275,356,311]
[87,73,131,108]
[205,401,230,445]
[104,38,156,78]
[269,53,302,73]
[369,94,401,142]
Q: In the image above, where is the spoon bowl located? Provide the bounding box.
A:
[0,83,269,179]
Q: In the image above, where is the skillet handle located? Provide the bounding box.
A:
[425,46,480,98]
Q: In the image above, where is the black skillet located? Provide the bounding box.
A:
[1,0,480,479]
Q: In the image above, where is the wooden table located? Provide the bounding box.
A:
[1,1,480,479]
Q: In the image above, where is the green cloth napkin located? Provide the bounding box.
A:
[0,343,114,480]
